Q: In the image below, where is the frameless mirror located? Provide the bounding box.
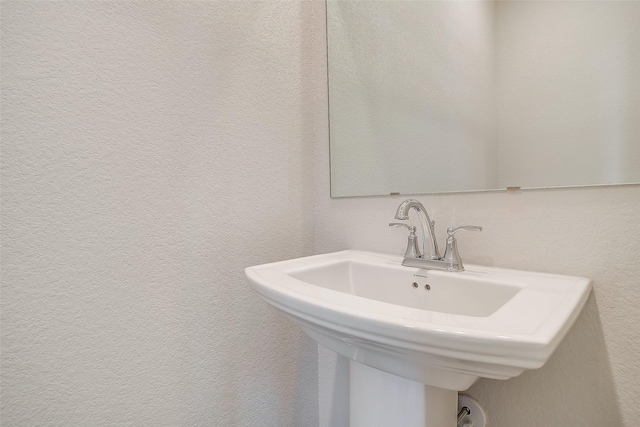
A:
[328,0,640,197]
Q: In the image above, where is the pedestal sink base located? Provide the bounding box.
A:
[350,361,458,427]
[246,250,592,425]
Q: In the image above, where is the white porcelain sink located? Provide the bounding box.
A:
[246,250,591,388]
[288,258,520,317]
[246,250,591,425]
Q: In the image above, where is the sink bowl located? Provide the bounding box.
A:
[288,258,520,317]
[246,250,591,391]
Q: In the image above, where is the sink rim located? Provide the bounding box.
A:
[245,250,592,386]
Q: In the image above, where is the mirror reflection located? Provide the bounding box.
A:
[328,0,640,197]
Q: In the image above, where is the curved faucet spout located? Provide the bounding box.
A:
[394,199,441,260]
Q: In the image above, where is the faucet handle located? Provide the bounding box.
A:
[389,223,421,259]
[447,226,482,236]
[389,222,415,231]
[443,226,482,271]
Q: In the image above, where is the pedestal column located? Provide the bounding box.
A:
[349,361,458,427]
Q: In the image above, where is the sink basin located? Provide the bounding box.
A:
[288,259,521,317]
[246,250,591,391]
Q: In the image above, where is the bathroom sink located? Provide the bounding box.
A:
[288,259,520,317]
[245,250,591,391]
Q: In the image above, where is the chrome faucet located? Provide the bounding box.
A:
[394,199,441,260]
[390,199,482,272]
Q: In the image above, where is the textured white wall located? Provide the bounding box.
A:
[1,2,319,425]
[4,2,640,427]
[313,9,640,427]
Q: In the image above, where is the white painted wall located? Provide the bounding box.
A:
[1,2,319,425]
[3,2,640,427]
